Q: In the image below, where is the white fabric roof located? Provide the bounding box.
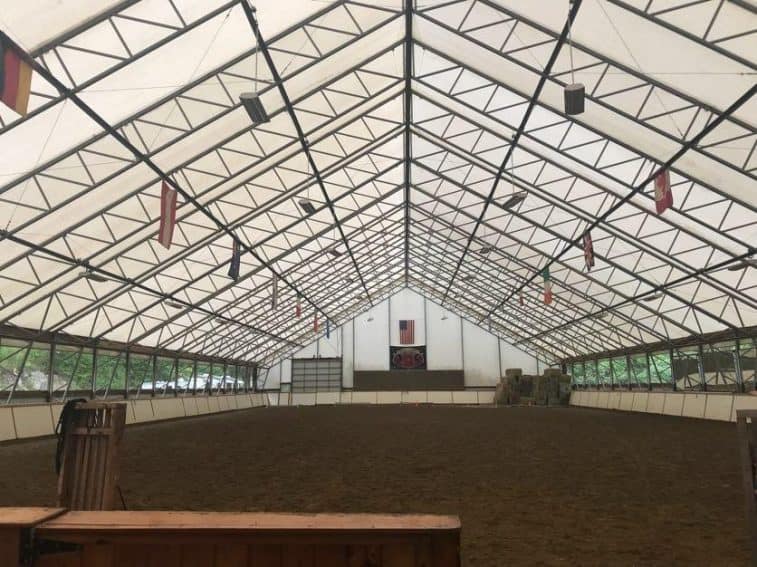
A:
[0,0,754,365]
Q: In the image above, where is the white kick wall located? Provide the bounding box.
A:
[260,288,540,389]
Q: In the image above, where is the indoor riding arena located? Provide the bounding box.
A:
[0,1,754,566]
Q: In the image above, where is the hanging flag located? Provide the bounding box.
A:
[271,275,278,310]
[654,169,673,214]
[295,294,302,318]
[228,239,241,281]
[519,293,524,307]
[158,181,177,249]
[0,38,33,116]
[583,231,595,272]
[326,319,330,339]
[313,313,319,333]
[399,319,415,345]
[542,267,553,305]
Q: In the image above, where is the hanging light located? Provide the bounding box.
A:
[298,199,316,215]
[564,4,585,116]
[328,248,343,257]
[502,191,527,210]
[642,293,663,302]
[367,314,374,323]
[79,270,108,283]
[441,312,449,321]
[478,245,495,255]
[727,259,756,271]
[240,93,269,124]
[166,300,185,309]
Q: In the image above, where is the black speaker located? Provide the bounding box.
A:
[564,83,585,115]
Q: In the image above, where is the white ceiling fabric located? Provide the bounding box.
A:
[0,0,754,366]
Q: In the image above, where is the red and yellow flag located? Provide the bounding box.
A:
[0,38,32,116]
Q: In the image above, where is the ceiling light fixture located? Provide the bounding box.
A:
[502,191,527,210]
[240,92,269,124]
[727,259,756,271]
[79,270,108,283]
[299,199,316,215]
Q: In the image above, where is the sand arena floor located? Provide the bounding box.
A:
[0,405,748,565]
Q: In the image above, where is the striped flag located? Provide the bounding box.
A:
[0,38,32,116]
[583,231,595,272]
[654,169,673,214]
[399,320,415,345]
[271,275,278,310]
[295,294,301,318]
[542,267,553,305]
[158,181,177,249]
[228,239,240,281]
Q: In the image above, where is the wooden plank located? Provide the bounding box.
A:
[431,534,460,567]
[382,543,415,567]
[0,528,20,567]
[0,507,65,527]
[346,545,380,567]
[38,511,460,534]
[282,544,315,567]
[414,538,432,567]
[249,544,282,566]
[113,543,149,567]
[215,543,248,566]
[313,545,347,567]
[180,544,216,567]
[35,551,83,567]
[81,543,114,566]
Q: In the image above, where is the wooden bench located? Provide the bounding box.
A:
[26,510,460,566]
[0,507,65,566]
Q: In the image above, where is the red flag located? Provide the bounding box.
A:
[583,231,595,272]
[295,294,302,318]
[158,181,177,249]
[654,169,673,214]
[0,38,33,116]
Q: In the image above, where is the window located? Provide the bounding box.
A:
[195,362,210,394]
[95,350,126,398]
[178,359,195,394]
[701,341,738,392]
[155,357,177,396]
[51,345,94,400]
[584,360,598,387]
[597,359,612,387]
[649,351,672,388]
[672,346,702,390]
[127,354,153,397]
[571,362,584,387]
[741,339,756,391]
[629,354,649,389]
[611,357,629,388]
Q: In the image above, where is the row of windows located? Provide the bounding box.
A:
[570,338,756,392]
[0,338,254,404]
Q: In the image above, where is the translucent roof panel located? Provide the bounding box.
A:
[0,0,754,366]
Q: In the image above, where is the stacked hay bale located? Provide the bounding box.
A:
[494,368,522,405]
[541,368,571,405]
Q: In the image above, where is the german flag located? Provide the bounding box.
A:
[0,37,33,116]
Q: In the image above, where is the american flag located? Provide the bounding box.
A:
[654,169,673,214]
[399,319,414,345]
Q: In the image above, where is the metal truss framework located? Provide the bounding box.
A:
[0,0,754,367]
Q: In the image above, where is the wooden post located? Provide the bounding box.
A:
[57,402,126,511]
[736,409,757,566]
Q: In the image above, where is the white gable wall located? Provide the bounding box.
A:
[266,288,539,388]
